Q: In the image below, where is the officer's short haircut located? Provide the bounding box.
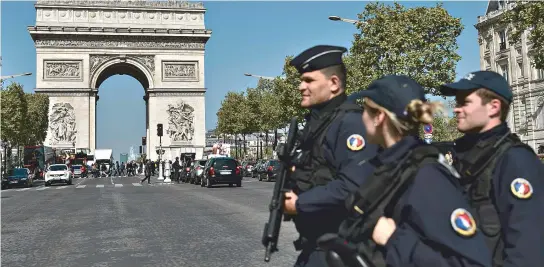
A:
[475,88,510,121]
[320,64,347,90]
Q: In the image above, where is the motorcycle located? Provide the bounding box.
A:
[183,167,191,183]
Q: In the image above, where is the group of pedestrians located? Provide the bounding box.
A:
[277,45,543,267]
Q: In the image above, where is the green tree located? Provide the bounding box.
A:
[273,56,305,124]
[0,82,28,166]
[216,92,240,135]
[25,93,50,145]
[345,2,464,95]
[419,100,462,142]
[503,1,544,69]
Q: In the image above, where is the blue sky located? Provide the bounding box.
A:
[1,1,488,159]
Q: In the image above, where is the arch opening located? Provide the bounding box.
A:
[95,62,150,90]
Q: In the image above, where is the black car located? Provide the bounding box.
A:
[201,157,242,188]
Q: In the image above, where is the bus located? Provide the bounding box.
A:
[23,145,54,177]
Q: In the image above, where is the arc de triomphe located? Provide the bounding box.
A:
[28,0,211,161]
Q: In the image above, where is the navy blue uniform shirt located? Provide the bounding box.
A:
[454,123,544,267]
[377,136,491,267]
[296,110,378,213]
[292,95,379,245]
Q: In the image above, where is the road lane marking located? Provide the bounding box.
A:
[75,177,87,187]
[56,186,68,190]
[114,184,123,187]
[76,185,86,188]
[16,188,31,192]
[132,183,142,187]
[96,185,104,188]
[36,187,49,191]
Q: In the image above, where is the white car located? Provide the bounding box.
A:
[45,164,73,186]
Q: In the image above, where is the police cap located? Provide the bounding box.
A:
[440,71,513,103]
[350,75,426,120]
[289,45,347,74]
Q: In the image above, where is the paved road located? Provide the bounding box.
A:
[1,175,299,267]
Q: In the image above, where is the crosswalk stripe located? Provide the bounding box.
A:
[36,187,49,191]
[16,188,31,192]
[76,185,86,188]
[114,184,123,187]
[96,184,104,188]
[132,183,142,187]
[56,186,68,189]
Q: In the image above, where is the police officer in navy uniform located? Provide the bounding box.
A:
[282,45,379,267]
[321,75,491,267]
[440,71,544,267]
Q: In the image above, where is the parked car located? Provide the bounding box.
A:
[45,164,73,186]
[201,157,242,188]
[259,160,280,182]
[5,168,34,188]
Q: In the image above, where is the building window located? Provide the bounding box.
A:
[499,30,507,50]
[518,62,524,77]
[498,0,507,9]
[536,102,544,130]
[537,68,544,80]
[500,63,509,82]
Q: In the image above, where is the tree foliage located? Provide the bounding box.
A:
[503,1,544,69]
[216,2,465,143]
[1,83,28,147]
[345,2,463,95]
[273,56,305,123]
[1,82,51,169]
[25,93,50,145]
[419,100,462,142]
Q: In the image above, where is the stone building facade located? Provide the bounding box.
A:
[28,0,211,161]
[475,0,544,151]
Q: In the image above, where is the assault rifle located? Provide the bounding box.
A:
[317,233,374,267]
[262,117,299,262]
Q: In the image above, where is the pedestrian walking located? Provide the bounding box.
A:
[141,160,152,184]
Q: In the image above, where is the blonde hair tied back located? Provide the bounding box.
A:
[363,97,444,136]
[405,99,444,125]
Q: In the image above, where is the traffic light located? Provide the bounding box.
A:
[142,136,147,146]
[139,146,143,154]
[157,123,163,137]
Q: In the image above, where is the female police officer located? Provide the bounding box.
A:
[318,75,491,267]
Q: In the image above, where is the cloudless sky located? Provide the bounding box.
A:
[1,1,488,159]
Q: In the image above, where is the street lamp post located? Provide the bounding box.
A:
[244,73,275,80]
[0,72,33,90]
[328,15,359,25]
[235,137,239,159]
[238,137,243,158]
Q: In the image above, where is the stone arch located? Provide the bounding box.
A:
[90,56,155,90]
[29,0,211,161]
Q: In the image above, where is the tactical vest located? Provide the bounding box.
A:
[454,132,535,267]
[335,145,456,267]
[292,102,363,192]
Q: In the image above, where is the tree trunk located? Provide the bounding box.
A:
[273,129,278,150]
[243,134,247,157]
[265,130,269,156]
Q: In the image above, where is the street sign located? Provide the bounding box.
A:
[424,138,432,144]
[424,134,433,139]
[423,124,433,134]
[155,149,165,155]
